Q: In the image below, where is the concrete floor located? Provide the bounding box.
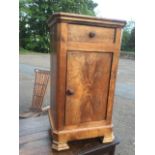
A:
[19,54,135,155]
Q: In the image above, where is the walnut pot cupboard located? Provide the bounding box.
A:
[48,12,126,151]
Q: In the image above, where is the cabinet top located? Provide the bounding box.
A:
[48,12,126,28]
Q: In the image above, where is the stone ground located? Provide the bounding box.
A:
[19,54,135,155]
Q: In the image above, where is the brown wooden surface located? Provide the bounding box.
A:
[50,25,57,126]
[48,13,126,150]
[106,29,122,122]
[56,23,68,130]
[48,12,126,28]
[65,52,112,125]
[68,24,115,43]
[67,42,115,52]
[19,115,119,155]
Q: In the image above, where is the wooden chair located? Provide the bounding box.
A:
[19,69,50,119]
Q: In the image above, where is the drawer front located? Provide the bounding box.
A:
[68,24,115,44]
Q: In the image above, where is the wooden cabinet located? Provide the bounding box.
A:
[48,12,126,151]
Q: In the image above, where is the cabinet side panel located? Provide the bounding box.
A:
[106,28,122,122]
[50,25,57,126]
[56,23,68,130]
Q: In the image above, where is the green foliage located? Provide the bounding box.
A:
[121,21,135,52]
[128,27,135,51]
[19,0,98,53]
[19,47,38,54]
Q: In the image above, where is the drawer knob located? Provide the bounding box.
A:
[89,32,96,38]
[66,89,74,96]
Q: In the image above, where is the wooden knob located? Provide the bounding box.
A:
[89,32,96,38]
[66,89,74,96]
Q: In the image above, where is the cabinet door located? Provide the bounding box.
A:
[65,51,113,126]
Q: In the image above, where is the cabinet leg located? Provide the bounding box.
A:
[52,140,69,151]
[102,132,115,143]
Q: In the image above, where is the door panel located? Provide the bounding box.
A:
[65,51,113,125]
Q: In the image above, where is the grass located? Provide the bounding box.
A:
[19,48,37,55]
[19,48,49,55]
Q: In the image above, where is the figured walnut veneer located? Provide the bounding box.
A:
[65,52,112,125]
[48,12,126,151]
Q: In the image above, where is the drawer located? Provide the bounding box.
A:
[68,24,116,44]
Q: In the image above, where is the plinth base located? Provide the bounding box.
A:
[48,108,115,151]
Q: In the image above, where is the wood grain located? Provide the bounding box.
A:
[68,24,115,43]
[106,28,122,122]
[67,42,115,52]
[55,23,68,130]
[48,12,126,151]
[50,25,57,126]
[48,12,126,28]
[65,52,112,125]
